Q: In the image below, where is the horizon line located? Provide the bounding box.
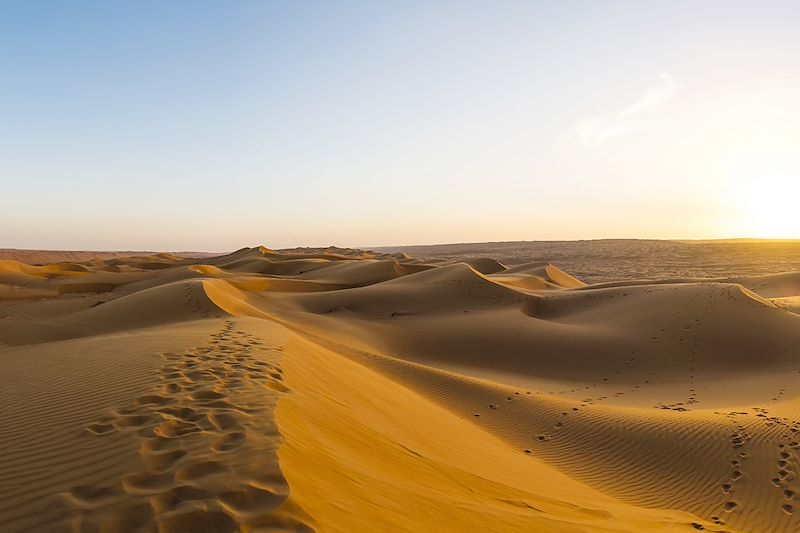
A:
[4,236,800,255]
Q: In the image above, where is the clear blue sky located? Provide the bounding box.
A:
[2,1,799,251]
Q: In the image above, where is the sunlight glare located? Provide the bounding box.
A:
[727,149,800,238]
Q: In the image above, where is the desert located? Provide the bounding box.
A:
[1,242,800,532]
[4,2,800,531]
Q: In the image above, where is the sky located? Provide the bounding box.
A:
[2,0,799,251]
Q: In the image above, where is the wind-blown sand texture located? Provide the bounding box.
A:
[2,245,800,532]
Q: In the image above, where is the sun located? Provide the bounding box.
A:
[736,175,800,238]
[723,149,800,239]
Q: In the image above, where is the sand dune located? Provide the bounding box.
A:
[3,245,800,531]
[0,249,215,265]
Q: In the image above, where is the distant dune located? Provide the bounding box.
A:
[376,238,800,284]
[0,248,217,265]
[2,244,800,531]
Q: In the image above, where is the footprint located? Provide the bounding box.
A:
[157,507,238,533]
[175,460,230,483]
[209,412,242,432]
[144,449,187,473]
[66,484,124,508]
[163,383,182,394]
[190,390,225,401]
[122,471,174,495]
[113,413,156,430]
[150,485,211,514]
[157,405,201,423]
[133,394,171,407]
[86,422,115,436]
[212,432,246,453]
[219,485,283,516]
[154,419,201,438]
[265,381,289,393]
[105,501,154,530]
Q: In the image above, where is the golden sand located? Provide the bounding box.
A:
[3,246,800,532]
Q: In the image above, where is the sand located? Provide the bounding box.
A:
[0,249,215,265]
[2,245,800,532]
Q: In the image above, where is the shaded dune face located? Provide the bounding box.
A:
[2,246,800,532]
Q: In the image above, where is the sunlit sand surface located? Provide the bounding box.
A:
[2,243,800,532]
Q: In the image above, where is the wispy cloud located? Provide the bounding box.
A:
[571,73,681,146]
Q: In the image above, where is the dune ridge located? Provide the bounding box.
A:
[3,245,800,532]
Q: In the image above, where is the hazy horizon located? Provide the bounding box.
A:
[6,236,800,255]
[3,1,799,250]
